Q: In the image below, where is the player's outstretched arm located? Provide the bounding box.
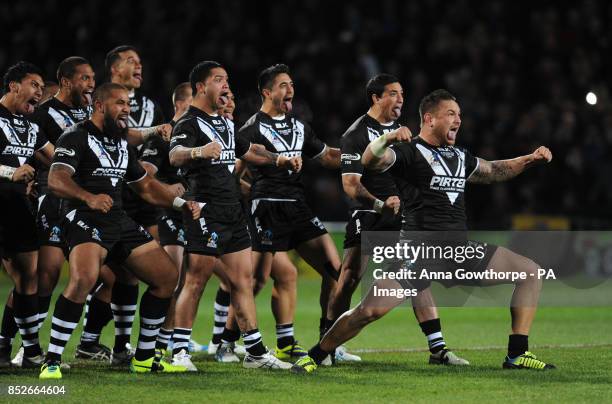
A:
[240,143,302,172]
[129,174,200,219]
[169,142,222,167]
[469,146,552,184]
[362,126,412,171]
[34,142,55,168]
[48,164,113,213]
[126,124,173,146]
[316,146,341,169]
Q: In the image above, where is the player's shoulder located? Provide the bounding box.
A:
[173,109,198,130]
[56,121,87,144]
[341,114,370,139]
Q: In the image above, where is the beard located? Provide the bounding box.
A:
[103,112,128,138]
[70,88,85,108]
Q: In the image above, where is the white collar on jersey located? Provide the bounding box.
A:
[271,114,286,121]
[380,120,395,126]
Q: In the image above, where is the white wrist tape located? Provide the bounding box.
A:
[370,134,389,157]
[373,198,384,213]
[191,147,203,159]
[172,197,186,211]
[0,165,16,180]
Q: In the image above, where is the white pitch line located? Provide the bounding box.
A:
[352,342,612,354]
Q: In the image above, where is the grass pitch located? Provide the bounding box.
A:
[1,274,611,403]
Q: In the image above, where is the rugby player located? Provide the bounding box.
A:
[330,74,468,365]
[39,83,200,379]
[0,62,54,367]
[292,89,555,372]
[236,64,348,362]
[168,61,300,371]
[41,81,59,104]
[81,45,171,364]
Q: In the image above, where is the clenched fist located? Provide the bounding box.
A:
[85,193,113,213]
[157,123,173,141]
[531,146,552,163]
[278,155,302,172]
[385,126,412,145]
[384,195,401,215]
[12,164,35,182]
[183,200,201,220]
[202,142,222,159]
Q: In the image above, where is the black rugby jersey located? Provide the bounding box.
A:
[122,89,165,212]
[386,136,479,231]
[128,89,164,129]
[170,106,249,204]
[237,112,326,201]
[30,97,91,193]
[340,114,400,211]
[0,104,49,193]
[52,121,146,213]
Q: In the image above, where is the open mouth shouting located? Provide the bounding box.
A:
[83,90,93,106]
[132,71,143,86]
[447,126,460,142]
[219,91,229,106]
[23,96,40,114]
[117,112,129,129]
[282,96,293,112]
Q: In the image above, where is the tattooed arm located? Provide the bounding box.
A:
[468,146,552,184]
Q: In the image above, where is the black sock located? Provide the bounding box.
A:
[81,297,113,345]
[276,323,295,349]
[37,295,52,331]
[134,290,170,361]
[308,343,330,365]
[419,318,446,354]
[242,329,266,356]
[220,327,240,344]
[155,327,173,351]
[13,291,42,357]
[0,301,18,350]
[111,282,139,353]
[47,295,84,362]
[211,288,230,344]
[508,334,528,358]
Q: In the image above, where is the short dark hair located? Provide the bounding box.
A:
[189,61,223,94]
[56,56,90,84]
[257,64,290,95]
[365,74,399,105]
[173,82,192,103]
[419,89,457,123]
[92,82,127,105]
[105,45,138,77]
[3,61,43,93]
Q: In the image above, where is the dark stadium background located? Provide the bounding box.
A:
[2,0,610,229]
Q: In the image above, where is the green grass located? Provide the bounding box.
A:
[1,273,611,403]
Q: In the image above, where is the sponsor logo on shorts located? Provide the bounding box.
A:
[49,226,61,243]
[311,216,325,230]
[91,228,101,241]
[77,220,89,230]
[207,231,219,248]
[260,229,273,246]
[177,229,185,244]
[40,214,49,230]
[166,218,177,232]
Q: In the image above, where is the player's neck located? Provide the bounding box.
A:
[260,101,283,118]
[367,108,393,125]
[90,114,104,132]
[192,98,217,116]
[111,77,134,93]
[0,95,17,114]
[56,90,74,107]
[419,131,442,146]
